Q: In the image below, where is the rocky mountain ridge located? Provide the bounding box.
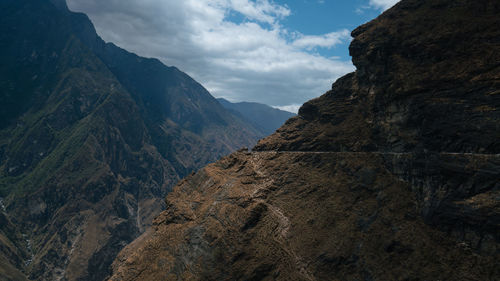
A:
[109,0,500,280]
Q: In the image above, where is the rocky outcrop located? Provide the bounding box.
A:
[109,0,500,280]
[254,0,500,153]
[0,0,262,280]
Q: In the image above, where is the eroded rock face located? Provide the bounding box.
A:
[254,0,500,153]
[109,0,499,280]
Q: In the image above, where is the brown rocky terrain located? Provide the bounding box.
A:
[109,0,500,280]
[111,151,499,281]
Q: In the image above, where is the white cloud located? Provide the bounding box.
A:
[228,0,290,24]
[292,30,350,50]
[273,104,301,114]
[66,0,354,107]
[369,0,400,10]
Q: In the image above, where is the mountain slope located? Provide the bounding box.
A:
[109,0,500,280]
[217,98,295,136]
[0,0,261,280]
[67,11,264,174]
[0,210,29,281]
[111,151,499,281]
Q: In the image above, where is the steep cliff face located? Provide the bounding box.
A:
[255,0,500,153]
[109,0,500,280]
[0,0,261,280]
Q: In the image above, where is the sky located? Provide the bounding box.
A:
[66,0,400,113]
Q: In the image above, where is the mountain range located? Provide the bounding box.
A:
[217,98,295,136]
[1,0,499,280]
[0,0,274,279]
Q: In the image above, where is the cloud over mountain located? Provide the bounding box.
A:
[67,0,355,109]
[369,0,400,10]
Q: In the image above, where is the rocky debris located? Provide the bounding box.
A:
[109,0,499,280]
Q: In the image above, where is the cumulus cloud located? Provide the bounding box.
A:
[292,30,350,50]
[273,104,302,114]
[227,0,290,24]
[66,0,354,108]
[369,0,400,10]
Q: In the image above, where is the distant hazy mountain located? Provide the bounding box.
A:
[0,0,262,280]
[217,98,295,136]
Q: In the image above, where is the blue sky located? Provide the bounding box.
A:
[67,0,399,112]
[274,0,382,60]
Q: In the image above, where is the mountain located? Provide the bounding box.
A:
[217,98,295,136]
[0,0,262,280]
[109,0,500,280]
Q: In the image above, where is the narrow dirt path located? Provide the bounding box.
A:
[247,153,316,281]
[250,151,500,157]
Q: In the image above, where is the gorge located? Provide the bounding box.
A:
[0,0,499,280]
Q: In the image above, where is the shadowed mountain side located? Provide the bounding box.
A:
[109,0,499,280]
[0,0,262,280]
[217,98,295,136]
[57,1,264,176]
